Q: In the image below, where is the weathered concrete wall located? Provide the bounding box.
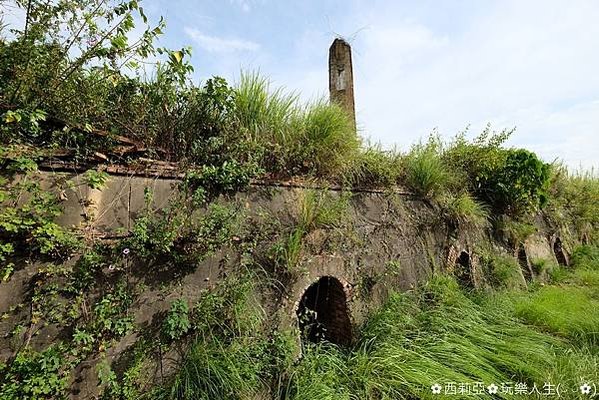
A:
[0,170,565,398]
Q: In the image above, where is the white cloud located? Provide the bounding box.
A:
[185,27,259,52]
[346,0,599,169]
[228,0,256,13]
[180,0,598,170]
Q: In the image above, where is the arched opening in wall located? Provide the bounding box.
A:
[553,237,568,266]
[455,251,473,288]
[517,246,533,281]
[297,276,352,347]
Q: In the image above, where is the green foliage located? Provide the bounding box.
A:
[343,146,402,187]
[439,192,489,228]
[484,149,550,215]
[0,241,15,281]
[83,169,109,190]
[98,340,154,400]
[125,189,237,265]
[0,345,69,399]
[478,248,525,288]
[0,0,177,148]
[444,127,550,215]
[127,189,185,259]
[0,163,80,264]
[88,282,134,342]
[182,160,260,205]
[0,109,47,143]
[162,299,191,342]
[71,248,107,291]
[402,137,454,199]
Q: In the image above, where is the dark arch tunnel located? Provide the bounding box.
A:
[455,251,473,288]
[296,276,352,347]
[553,237,568,266]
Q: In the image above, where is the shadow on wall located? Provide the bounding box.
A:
[297,276,352,347]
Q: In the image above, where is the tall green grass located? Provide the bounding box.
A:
[402,142,454,199]
[152,275,276,400]
[342,145,402,187]
[281,276,599,400]
[511,286,599,346]
[154,263,599,400]
[234,72,359,176]
[505,244,599,347]
[273,190,350,272]
[440,192,489,228]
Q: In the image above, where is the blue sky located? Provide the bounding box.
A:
[4,0,599,169]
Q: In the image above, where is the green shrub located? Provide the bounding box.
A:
[182,160,260,204]
[163,299,191,342]
[0,345,69,399]
[478,249,525,288]
[125,190,237,264]
[443,127,550,216]
[483,149,550,215]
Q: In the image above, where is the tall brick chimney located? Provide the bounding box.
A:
[329,38,356,131]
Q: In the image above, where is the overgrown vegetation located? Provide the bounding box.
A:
[1,1,598,399]
[271,190,350,272]
[1,0,597,243]
[281,248,599,400]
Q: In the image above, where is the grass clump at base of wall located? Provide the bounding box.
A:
[477,247,526,289]
[150,273,296,400]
